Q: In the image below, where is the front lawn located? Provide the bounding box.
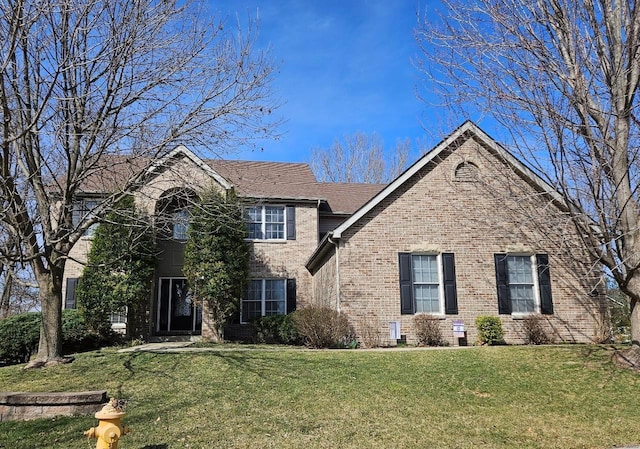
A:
[0,345,638,448]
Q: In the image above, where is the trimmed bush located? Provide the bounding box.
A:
[414,314,443,346]
[0,312,41,365]
[62,309,117,353]
[475,316,505,345]
[251,314,302,345]
[292,306,356,349]
[521,315,551,345]
[0,310,114,366]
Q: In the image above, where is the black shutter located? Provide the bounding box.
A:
[286,206,296,240]
[399,253,414,314]
[65,278,78,309]
[442,253,458,315]
[494,254,511,314]
[536,254,554,315]
[286,278,297,314]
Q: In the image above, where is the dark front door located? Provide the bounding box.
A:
[157,278,202,333]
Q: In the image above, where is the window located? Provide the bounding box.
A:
[110,307,127,330]
[413,255,441,313]
[399,253,458,315]
[245,205,295,240]
[173,209,190,240]
[241,279,296,323]
[494,254,553,315]
[72,200,99,236]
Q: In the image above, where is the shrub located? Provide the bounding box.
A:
[251,314,302,345]
[292,306,355,348]
[521,315,551,345]
[0,312,41,365]
[414,314,444,346]
[62,309,117,353]
[76,195,155,339]
[0,310,114,366]
[475,316,505,345]
[358,314,383,348]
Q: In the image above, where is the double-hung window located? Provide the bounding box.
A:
[494,253,553,315]
[399,253,458,315]
[72,199,100,236]
[241,279,287,323]
[412,255,441,314]
[246,205,295,240]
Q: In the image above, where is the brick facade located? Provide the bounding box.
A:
[311,133,606,346]
[62,124,607,345]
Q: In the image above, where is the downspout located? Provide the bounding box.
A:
[328,234,340,312]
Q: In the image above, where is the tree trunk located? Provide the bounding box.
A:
[0,267,12,319]
[26,265,71,368]
[616,275,640,369]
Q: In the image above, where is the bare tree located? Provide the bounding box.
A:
[310,132,412,183]
[0,0,279,367]
[417,0,640,360]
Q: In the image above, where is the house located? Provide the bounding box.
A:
[62,121,607,345]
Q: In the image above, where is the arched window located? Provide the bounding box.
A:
[155,188,197,240]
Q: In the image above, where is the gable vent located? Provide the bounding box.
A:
[454,162,479,181]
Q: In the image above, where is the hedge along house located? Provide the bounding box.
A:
[305,121,607,345]
[62,121,607,344]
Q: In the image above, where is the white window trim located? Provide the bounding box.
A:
[507,254,541,318]
[412,253,445,317]
[240,278,287,324]
[245,205,287,242]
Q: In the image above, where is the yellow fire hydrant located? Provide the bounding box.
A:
[84,398,128,449]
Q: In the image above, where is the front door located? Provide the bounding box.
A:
[157,278,202,333]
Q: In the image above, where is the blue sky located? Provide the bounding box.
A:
[212,0,454,163]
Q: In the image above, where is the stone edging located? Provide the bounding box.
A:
[0,390,107,421]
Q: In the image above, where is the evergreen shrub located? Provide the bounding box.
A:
[475,316,505,345]
[0,310,110,365]
[251,314,302,345]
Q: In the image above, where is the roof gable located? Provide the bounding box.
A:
[145,145,232,190]
[329,121,565,239]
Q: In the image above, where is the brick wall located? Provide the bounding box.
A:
[329,136,606,346]
[249,203,318,307]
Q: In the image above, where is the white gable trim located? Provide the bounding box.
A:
[331,121,565,239]
[145,145,233,190]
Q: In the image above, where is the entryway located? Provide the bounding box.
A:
[156,278,202,334]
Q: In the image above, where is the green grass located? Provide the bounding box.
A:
[0,345,639,449]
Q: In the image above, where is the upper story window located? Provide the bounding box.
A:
[494,253,554,315]
[72,199,99,236]
[246,205,295,241]
[173,209,190,240]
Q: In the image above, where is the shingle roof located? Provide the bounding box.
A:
[72,149,383,214]
[206,159,319,200]
[312,183,386,215]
